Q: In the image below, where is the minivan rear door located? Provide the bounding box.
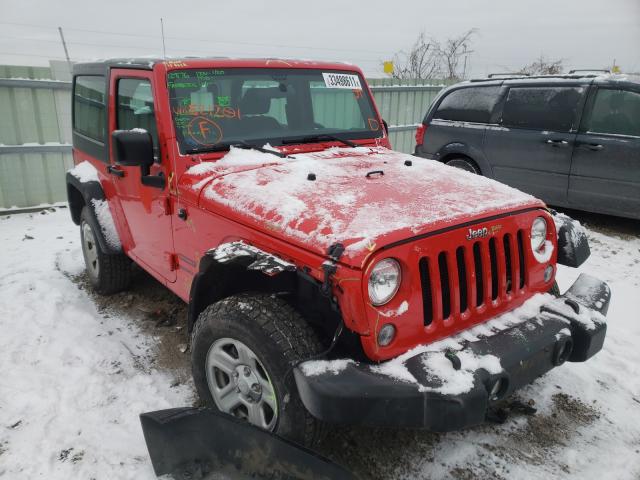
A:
[483,85,587,206]
[569,86,640,218]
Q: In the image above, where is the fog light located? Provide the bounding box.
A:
[544,265,554,283]
[377,324,396,347]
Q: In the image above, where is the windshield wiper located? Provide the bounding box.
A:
[230,141,287,158]
[186,141,287,158]
[281,134,358,148]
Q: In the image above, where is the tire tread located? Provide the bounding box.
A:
[80,206,131,295]
[191,293,326,446]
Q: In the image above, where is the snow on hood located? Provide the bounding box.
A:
[192,146,542,265]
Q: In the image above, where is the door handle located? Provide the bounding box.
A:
[579,143,604,151]
[107,165,125,177]
[544,139,569,148]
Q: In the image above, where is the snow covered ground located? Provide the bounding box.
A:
[0,208,192,479]
[0,207,639,479]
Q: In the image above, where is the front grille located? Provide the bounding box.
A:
[421,228,527,326]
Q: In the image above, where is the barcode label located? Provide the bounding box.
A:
[322,73,362,90]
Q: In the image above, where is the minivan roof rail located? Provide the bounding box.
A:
[568,69,611,74]
[487,72,530,78]
[469,72,605,83]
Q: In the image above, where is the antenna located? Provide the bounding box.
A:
[57,27,72,74]
[160,18,167,59]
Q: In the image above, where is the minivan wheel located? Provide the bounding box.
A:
[191,293,325,447]
[79,206,131,295]
[446,157,480,174]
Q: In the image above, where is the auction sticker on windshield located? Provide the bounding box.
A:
[322,72,362,89]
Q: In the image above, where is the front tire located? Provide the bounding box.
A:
[446,157,480,174]
[80,206,131,295]
[191,293,325,446]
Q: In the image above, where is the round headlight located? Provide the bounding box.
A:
[368,258,401,306]
[530,217,548,252]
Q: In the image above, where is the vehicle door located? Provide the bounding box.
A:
[107,69,176,282]
[483,85,587,206]
[569,86,640,217]
[420,85,501,167]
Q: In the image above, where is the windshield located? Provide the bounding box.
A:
[167,68,383,153]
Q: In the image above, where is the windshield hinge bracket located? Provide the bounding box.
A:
[320,243,345,298]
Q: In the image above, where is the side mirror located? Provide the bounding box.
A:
[112,129,154,174]
[382,119,389,134]
[112,129,164,189]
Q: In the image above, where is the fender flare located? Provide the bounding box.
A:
[551,211,591,268]
[437,142,492,176]
[66,172,122,255]
[187,241,297,333]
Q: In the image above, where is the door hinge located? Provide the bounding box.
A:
[169,253,179,271]
[163,197,172,216]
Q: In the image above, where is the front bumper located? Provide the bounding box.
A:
[294,273,610,432]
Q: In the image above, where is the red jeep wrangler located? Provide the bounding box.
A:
[66,58,610,447]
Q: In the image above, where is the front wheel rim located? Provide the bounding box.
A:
[81,221,99,279]
[205,337,278,431]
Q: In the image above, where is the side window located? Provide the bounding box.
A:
[584,89,640,137]
[116,78,160,156]
[73,75,106,142]
[433,86,501,123]
[501,87,584,132]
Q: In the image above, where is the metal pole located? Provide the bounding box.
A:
[160,18,167,59]
[58,27,72,74]
[462,49,474,79]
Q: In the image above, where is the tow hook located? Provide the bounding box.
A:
[553,335,574,366]
[445,350,462,370]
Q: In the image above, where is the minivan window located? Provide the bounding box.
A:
[501,86,584,132]
[73,76,106,142]
[433,86,500,123]
[584,88,640,137]
[117,78,160,155]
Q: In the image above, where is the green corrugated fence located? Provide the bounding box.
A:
[0,62,445,209]
[0,62,73,209]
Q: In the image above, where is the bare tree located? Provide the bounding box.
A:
[387,29,476,80]
[389,32,442,80]
[519,55,564,75]
[438,29,477,80]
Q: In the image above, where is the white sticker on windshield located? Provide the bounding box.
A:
[322,73,362,90]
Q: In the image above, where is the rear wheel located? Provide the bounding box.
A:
[446,157,480,174]
[80,206,131,295]
[191,293,325,446]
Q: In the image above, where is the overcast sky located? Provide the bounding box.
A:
[1,0,638,77]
